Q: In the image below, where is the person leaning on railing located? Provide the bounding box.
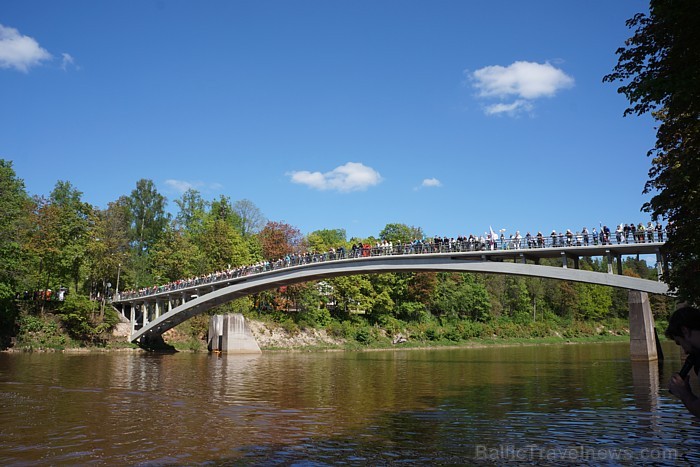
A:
[117,221,664,299]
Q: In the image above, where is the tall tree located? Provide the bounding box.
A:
[604,0,700,304]
[0,160,31,328]
[127,179,169,255]
[149,224,202,282]
[233,198,266,237]
[49,181,92,293]
[174,188,208,234]
[194,217,250,271]
[210,195,242,230]
[86,200,131,297]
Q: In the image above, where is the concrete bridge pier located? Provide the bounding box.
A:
[629,290,659,361]
[208,314,261,354]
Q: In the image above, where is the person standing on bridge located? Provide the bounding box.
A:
[667,306,700,417]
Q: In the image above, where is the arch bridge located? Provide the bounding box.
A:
[112,241,669,359]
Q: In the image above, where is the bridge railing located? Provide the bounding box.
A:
[115,228,666,301]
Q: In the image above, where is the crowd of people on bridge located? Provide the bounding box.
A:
[117,220,669,301]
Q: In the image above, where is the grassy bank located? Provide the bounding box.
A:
[7,300,668,354]
[164,314,654,352]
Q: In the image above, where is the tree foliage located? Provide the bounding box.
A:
[174,188,208,234]
[127,179,169,255]
[307,228,347,253]
[258,221,304,260]
[0,160,31,328]
[0,155,674,346]
[233,198,266,237]
[379,223,423,244]
[604,0,700,304]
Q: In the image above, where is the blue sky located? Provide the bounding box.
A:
[1,1,656,241]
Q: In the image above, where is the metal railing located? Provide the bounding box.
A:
[116,226,667,301]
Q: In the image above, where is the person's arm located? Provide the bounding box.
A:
[670,374,700,417]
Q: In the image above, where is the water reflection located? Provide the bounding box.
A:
[1,343,700,465]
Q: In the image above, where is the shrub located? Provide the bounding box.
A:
[280,318,299,335]
[442,323,462,342]
[354,326,374,344]
[424,324,442,341]
[16,314,67,350]
[460,320,488,339]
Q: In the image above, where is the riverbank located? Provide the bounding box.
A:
[6,311,667,353]
[164,316,646,353]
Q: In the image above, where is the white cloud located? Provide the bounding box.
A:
[60,52,75,71]
[468,61,573,116]
[164,179,223,194]
[288,162,382,193]
[421,178,442,188]
[484,99,533,117]
[0,24,52,72]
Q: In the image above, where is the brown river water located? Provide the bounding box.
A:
[1,341,699,465]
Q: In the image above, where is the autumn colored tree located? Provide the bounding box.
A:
[258,221,304,261]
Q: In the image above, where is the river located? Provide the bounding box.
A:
[1,341,698,465]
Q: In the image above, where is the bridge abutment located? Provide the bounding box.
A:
[208,314,261,354]
[628,290,659,361]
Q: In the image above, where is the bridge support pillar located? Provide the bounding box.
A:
[561,252,567,268]
[208,314,261,354]
[629,290,658,361]
[130,304,135,339]
[208,315,224,351]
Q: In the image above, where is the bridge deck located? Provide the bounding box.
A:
[112,241,668,343]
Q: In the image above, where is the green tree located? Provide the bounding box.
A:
[127,179,169,255]
[149,225,202,282]
[48,181,92,293]
[379,223,423,244]
[431,273,491,321]
[85,204,130,306]
[174,188,208,235]
[604,0,700,304]
[194,217,250,271]
[329,275,375,316]
[307,228,347,253]
[210,195,242,230]
[126,180,169,287]
[27,197,62,302]
[0,160,31,330]
[574,283,613,321]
